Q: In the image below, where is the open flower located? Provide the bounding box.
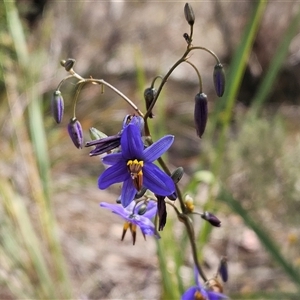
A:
[182,267,228,300]
[100,200,159,244]
[98,123,175,207]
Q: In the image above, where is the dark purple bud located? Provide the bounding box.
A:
[144,87,157,118]
[194,93,208,138]
[213,63,225,97]
[156,195,167,231]
[51,90,64,124]
[183,33,191,44]
[201,211,221,227]
[68,118,83,149]
[184,3,195,26]
[64,58,76,71]
[218,256,228,282]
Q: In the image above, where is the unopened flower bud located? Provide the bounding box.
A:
[213,63,225,97]
[202,211,221,227]
[171,167,184,184]
[194,93,208,138]
[144,87,157,118]
[184,3,195,26]
[218,256,228,282]
[64,58,76,71]
[89,127,108,140]
[68,118,83,149]
[183,33,191,44]
[51,90,64,124]
[137,203,148,215]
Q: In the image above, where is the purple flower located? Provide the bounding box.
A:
[182,268,228,300]
[98,123,175,207]
[100,200,159,244]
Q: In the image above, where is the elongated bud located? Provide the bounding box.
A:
[89,127,108,140]
[218,256,228,282]
[51,90,64,123]
[194,93,208,138]
[144,87,156,118]
[201,211,221,227]
[68,118,83,149]
[213,63,225,97]
[184,3,195,26]
[156,195,167,231]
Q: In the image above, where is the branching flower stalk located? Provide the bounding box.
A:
[52,3,228,299]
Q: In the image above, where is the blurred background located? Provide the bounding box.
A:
[1,0,300,299]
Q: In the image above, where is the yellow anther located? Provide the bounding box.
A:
[127,159,144,191]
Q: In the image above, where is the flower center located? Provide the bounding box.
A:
[127,159,144,191]
[194,290,206,300]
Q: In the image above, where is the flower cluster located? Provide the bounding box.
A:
[51,2,228,299]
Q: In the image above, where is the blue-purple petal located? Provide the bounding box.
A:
[102,152,123,165]
[98,163,129,189]
[143,135,174,162]
[121,178,137,207]
[121,124,144,159]
[100,202,127,218]
[181,286,199,300]
[143,163,175,196]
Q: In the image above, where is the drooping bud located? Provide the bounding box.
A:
[64,58,76,71]
[89,127,108,140]
[144,87,157,118]
[183,33,191,44]
[218,256,228,282]
[137,203,148,215]
[51,90,64,124]
[194,93,208,138]
[184,3,195,26]
[201,211,221,227]
[213,63,225,97]
[171,167,184,184]
[68,118,83,149]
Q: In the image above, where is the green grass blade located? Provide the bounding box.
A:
[251,4,300,113]
[218,187,300,290]
[196,0,268,253]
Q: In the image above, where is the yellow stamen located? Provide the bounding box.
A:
[127,159,144,191]
[194,290,206,300]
